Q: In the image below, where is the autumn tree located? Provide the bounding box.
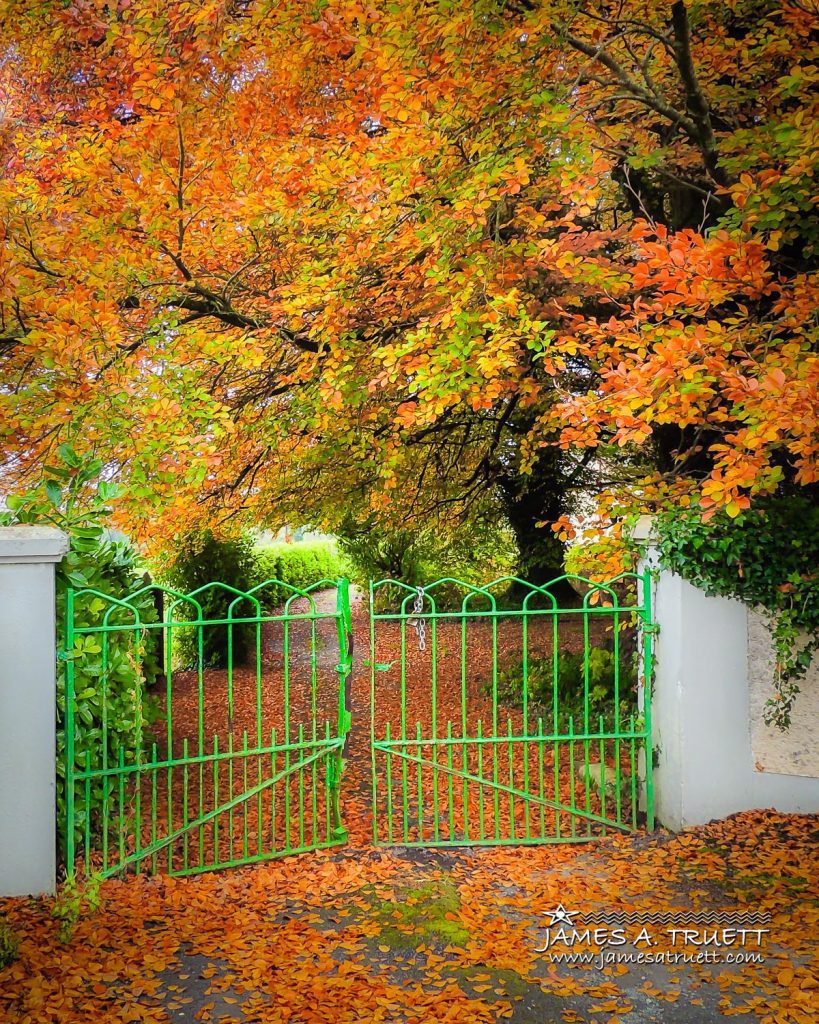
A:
[0,1,816,569]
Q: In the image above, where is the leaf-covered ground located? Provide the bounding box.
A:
[1,811,818,1024]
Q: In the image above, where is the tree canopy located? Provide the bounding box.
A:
[1,0,816,553]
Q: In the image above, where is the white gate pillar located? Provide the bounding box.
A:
[635,517,819,830]
[0,526,68,896]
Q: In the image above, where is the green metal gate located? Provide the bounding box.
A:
[63,578,353,878]
[368,573,654,846]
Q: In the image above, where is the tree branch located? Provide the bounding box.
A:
[670,1,725,185]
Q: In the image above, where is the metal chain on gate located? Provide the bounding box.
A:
[412,585,426,652]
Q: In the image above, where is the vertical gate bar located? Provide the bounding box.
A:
[283,613,291,851]
[257,748,264,859]
[256,610,264,852]
[309,607,318,847]
[83,752,91,868]
[369,581,378,844]
[197,616,205,866]
[134,769,143,876]
[521,604,529,735]
[641,566,655,829]
[182,738,189,871]
[64,589,76,874]
[134,623,144,872]
[228,732,235,859]
[598,715,607,835]
[629,713,638,828]
[298,723,305,849]
[554,734,561,839]
[477,718,485,841]
[460,605,469,842]
[165,611,174,875]
[415,721,424,843]
[551,609,560,841]
[310,614,317,741]
[227,616,234,743]
[400,603,408,843]
[271,727,278,851]
[256,612,263,747]
[491,610,500,840]
[446,721,455,840]
[117,745,126,869]
[430,601,440,843]
[614,605,623,826]
[537,718,547,840]
[322,722,330,843]
[150,742,158,874]
[101,626,110,873]
[385,721,394,844]
[242,729,249,859]
[331,578,350,843]
[212,734,220,866]
[568,715,576,839]
[507,718,515,840]
[225,610,232,860]
[312,740,318,849]
[551,608,559,727]
[582,607,592,838]
[521,611,530,839]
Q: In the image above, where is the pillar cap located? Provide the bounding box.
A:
[0,526,69,564]
[631,514,657,542]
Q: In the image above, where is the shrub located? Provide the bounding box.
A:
[51,872,103,943]
[493,646,638,727]
[1,446,159,860]
[0,916,18,968]
[162,530,258,668]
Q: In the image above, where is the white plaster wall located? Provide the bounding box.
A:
[646,561,819,830]
[748,610,819,778]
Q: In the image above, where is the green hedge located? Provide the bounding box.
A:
[254,540,347,604]
[159,536,346,668]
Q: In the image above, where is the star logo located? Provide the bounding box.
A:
[544,904,576,927]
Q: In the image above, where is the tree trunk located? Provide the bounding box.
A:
[497,449,579,605]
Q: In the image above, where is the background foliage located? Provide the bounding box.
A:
[254,539,346,598]
[338,519,517,610]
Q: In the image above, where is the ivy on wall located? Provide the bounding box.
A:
[655,496,819,730]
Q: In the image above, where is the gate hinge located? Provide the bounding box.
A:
[643,623,660,635]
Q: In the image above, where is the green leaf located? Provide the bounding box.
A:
[57,443,81,468]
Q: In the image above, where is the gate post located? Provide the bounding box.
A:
[0,526,68,896]
[634,516,819,829]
